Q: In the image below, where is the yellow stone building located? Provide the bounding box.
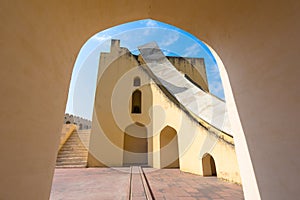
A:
[88,39,241,183]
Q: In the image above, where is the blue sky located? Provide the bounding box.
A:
[66,19,225,120]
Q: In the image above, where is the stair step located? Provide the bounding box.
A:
[56,130,91,168]
[58,148,87,151]
[56,165,87,168]
[58,151,87,155]
[57,158,87,161]
[57,155,87,160]
[56,160,87,164]
[57,153,87,157]
[56,163,87,167]
[58,149,87,153]
[60,146,87,149]
[56,161,87,165]
[58,155,86,158]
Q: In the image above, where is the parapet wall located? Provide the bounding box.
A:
[64,113,92,130]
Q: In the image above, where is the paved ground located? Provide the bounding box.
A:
[50,168,130,200]
[143,168,244,200]
[50,168,244,200]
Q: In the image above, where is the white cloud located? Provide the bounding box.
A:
[92,34,111,42]
[160,32,180,47]
[161,49,171,55]
[145,20,158,27]
[183,43,201,57]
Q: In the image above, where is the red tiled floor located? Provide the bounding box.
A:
[50,168,130,200]
[143,168,244,200]
[50,168,244,200]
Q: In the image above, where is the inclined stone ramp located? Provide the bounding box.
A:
[138,42,231,135]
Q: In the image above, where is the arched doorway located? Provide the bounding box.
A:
[160,126,179,168]
[202,153,217,176]
[123,123,148,166]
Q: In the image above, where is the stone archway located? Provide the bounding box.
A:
[160,126,179,168]
[202,153,217,176]
[123,123,148,166]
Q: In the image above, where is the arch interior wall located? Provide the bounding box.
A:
[1,1,299,199]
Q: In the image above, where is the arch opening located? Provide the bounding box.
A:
[160,126,180,168]
[123,123,148,166]
[63,18,257,197]
[202,153,217,176]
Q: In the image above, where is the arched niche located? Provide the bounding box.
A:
[131,89,142,114]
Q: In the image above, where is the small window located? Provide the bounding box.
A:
[133,77,141,86]
[131,90,142,114]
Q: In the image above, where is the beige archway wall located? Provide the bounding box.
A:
[0,1,299,199]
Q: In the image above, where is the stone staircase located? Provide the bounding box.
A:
[56,129,91,168]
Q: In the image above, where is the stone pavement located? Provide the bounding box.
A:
[143,168,244,200]
[50,168,130,200]
[50,168,244,200]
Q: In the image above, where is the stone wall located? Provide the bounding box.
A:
[64,113,92,130]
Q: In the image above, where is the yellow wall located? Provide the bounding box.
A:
[88,42,154,166]
[150,83,241,183]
